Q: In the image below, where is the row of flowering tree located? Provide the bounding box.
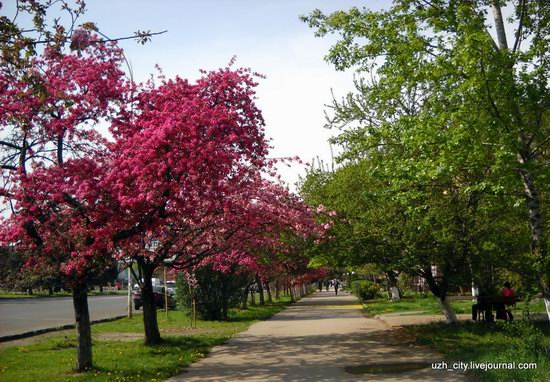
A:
[0,12,327,374]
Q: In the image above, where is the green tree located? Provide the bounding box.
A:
[303,0,550,321]
[300,162,407,299]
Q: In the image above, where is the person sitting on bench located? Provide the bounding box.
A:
[499,281,515,320]
[472,288,492,322]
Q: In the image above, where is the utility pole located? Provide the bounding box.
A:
[163,265,168,320]
[127,264,133,318]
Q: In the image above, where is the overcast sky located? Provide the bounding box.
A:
[3,0,393,189]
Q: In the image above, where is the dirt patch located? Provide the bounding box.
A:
[162,328,223,337]
[96,328,218,342]
[96,332,143,342]
[1,327,224,347]
[0,329,74,348]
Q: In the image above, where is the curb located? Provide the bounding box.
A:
[0,315,127,343]
[374,314,398,330]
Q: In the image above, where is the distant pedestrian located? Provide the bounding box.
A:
[334,279,340,295]
[318,281,322,292]
[324,281,329,291]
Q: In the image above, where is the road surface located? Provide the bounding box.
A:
[0,294,135,338]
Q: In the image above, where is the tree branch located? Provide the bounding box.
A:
[24,30,168,46]
[512,0,526,54]
[0,140,22,150]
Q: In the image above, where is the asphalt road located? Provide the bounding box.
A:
[0,294,137,338]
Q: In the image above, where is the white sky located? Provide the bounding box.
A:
[3,0,393,189]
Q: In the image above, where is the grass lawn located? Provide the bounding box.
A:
[0,296,292,382]
[404,320,550,382]
[361,293,547,318]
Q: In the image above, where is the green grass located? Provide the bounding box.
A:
[361,294,547,317]
[404,320,550,382]
[0,296,292,382]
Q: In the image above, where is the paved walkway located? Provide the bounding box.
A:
[167,290,468,382]
[375,312,471,328]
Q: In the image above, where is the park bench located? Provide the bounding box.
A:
[474,295,522,322]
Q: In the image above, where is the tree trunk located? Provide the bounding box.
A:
[491,0,550,323]
[491,2,508,50]
[389,286,400,301]
[517,164,550,322]
[386,271,401,301]
[72,284,93,371]
[467,259,478,298]
[289,284,295,302]
[437,297,458,323]
[266,282,273,303]
[250,289,256,306]
[256,276,265,306]
[241,284,250,309]
[140,263,162,345]
[422,267,458,323]
[540,282,550,323]
[544,292,550,322]
[275,280,280,300]
[221,281,229,320]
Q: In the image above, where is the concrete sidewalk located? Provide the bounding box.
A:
[166,290,468,381]
[375,312,471,328]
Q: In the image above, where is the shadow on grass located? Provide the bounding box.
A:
[0,299,293,382]
[404,320,550,382]
[84,335,228,381]
[225,301,291,323]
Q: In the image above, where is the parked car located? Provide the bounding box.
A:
[133,285,176,310]
[165,280,177,294]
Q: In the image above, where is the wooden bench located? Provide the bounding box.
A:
[473,295,522,322]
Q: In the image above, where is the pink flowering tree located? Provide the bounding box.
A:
[180,177,330,312]
[0,31,130,370]
[185,250,260,320]
[105,66,269,345]
[226,179,328,303]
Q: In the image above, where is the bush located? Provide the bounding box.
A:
[496,320,550,358]
[175,267,249,320]
[351,280,381,300]
[175,272,192,315]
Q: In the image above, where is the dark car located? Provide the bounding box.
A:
[133,285,176,310]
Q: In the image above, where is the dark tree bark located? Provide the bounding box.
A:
[266,282,273,303]
[72,284,92,371]
[241,284,250,309]
[139,261,162,345]
[221,276,229,320]
[275,280,280,300]
[256,275,265,306]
